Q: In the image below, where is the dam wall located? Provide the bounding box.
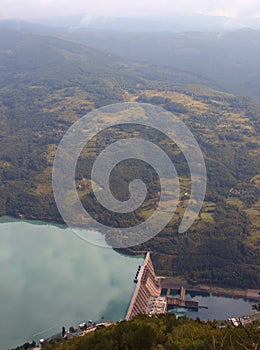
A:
[125,252,160,320]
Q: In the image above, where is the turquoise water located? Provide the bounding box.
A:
[0,219,257,349]
[0,219,143,349]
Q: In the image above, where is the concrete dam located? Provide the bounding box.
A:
[125,252,199,320]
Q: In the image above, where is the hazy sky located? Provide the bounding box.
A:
[1,0,260,20]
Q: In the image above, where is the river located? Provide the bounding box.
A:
[0,218,257,349]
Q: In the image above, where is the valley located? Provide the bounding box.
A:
[0,29,259,288]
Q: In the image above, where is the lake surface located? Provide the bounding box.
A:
[0,219,257,349]
[0,218,143,349]
[168,290,256,320]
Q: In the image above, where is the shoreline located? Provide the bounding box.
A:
[159,276,260,301]
[1,216,259,299]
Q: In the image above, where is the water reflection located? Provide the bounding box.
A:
[0,220,143,349]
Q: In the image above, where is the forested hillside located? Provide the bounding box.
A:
[0,30,259,288]
[59,28,260,100]
[45,314,260,350]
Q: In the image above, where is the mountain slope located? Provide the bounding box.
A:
[0,30,259,288]
[59,28,260,100]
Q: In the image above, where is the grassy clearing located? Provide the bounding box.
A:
[200,212,215,223]
[251,175,260,188]
[138,89,210,114]
[226,197,244,208]
[32,167,53,195]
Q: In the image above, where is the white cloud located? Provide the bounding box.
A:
[203,0,260,19]
[0,0,260,20]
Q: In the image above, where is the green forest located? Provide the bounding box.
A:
[41,314,260,350]
[0,30,259,288]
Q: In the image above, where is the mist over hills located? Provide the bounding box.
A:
[2,18,259,99]
[0,29,259,288]
[1,13,260,32]
[58,28,260,100]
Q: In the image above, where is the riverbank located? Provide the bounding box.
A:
[159,276,260,301]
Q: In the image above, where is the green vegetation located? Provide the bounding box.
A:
[61,29,260,100]
[45,314,260,350]
[124,90,260,288]
[252,293,260,311]
[0,30,259,288]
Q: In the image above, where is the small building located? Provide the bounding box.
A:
[146,297,167,315]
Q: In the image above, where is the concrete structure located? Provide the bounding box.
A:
[125,252,161,320]
[146,297,167,315]
[167,295,199,310]
[164,286,199,310]
[125,252,199,320]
